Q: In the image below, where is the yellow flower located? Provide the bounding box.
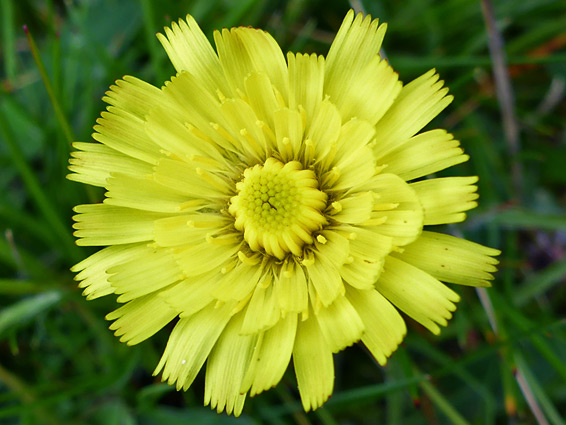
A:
[69,10,500,416]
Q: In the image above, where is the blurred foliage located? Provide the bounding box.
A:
[1,0,566,424]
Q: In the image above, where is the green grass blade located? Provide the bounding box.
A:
[419,379,472,425]
[515,353,565,425]
[24,26,75,146]
[490,291,566,382]
[390,53,566,70]
[0,109,80,262]
[0,279,59,295]
[489,208,566,231]
[1,0,16,81]
[315,408,340,425]
[139,0,167,82]
[0,291,62,336]
[0,363,65,425]
[513,259,566,306]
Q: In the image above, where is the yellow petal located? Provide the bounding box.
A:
[376,129,468,181]
[175,240,240,278]
[395,231,500,287]
[145,104,227,163]
[244,72,281,131]
[366,173,424,246]
[91,108,159,164]
[103,76,165,120]
[328,118,377,191]
[330,55,401,125]
[274,259,309,315]
[337,224,391,290]
[213,260,265,302]
[241,275,280,334]
[159,276,216,318]
[205,312,258,417]
[325,11,387,105]
[107,247,182,302]
[331,191,374,224]
[329,147,376,192]
[240,313,297,396]
[373,69,453,159]
[153,157,232,199]
[153,213,230,247]
[220,98,271,160]
[157,16,229,96]
[287,53,325,121]
[340,255,384,290]
[347,286,406,365]
[346,226,393,262]
[154,302,233,391]
[71,244,147,299]
[304,232,349,307]
[293,314,334,412]
[72,204,166,246]
[273,107,304,162]
[315,294,364,353]
[68,142,153,187]
[214,26,288,101]
[161,72,232,151]
[104,173,193,213]
[335,116,376,162]
[377,256,460,335]
[306,99,341,165]
[106,294,177,345]
[411,176,479,225]
[96,76,165,163]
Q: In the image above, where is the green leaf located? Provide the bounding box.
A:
[0,279,54,295]
[514,259,566,305]
[136,383,174,411]
[489,208,566,231]
[515,353,566,425]
[137,407,259,425]
[89,400,137,425]
[419,379,472,425]
[0,291,62,337]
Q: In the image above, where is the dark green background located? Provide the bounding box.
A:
[1,0,565,424]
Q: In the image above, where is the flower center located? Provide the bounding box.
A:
[229,158,327,260]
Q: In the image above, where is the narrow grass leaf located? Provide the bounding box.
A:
[0,291,62,336]
[24,26,75,146]
[0,111,80,262]
[1,0,16,81]
[394,348,420,404]
[490,290,566,382]
[0,279,57,295]
[314,407,340,425]
[136,383,174,410]
[137,406,257,425]
[490,208,566,231]
[419,379,472,425]
[390,53,566,71]
[409,336,496,423]
[515,353,565,425]
[513,259,566,306]
[89,400,137,425]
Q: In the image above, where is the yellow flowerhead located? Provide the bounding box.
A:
[69,10,500,416]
